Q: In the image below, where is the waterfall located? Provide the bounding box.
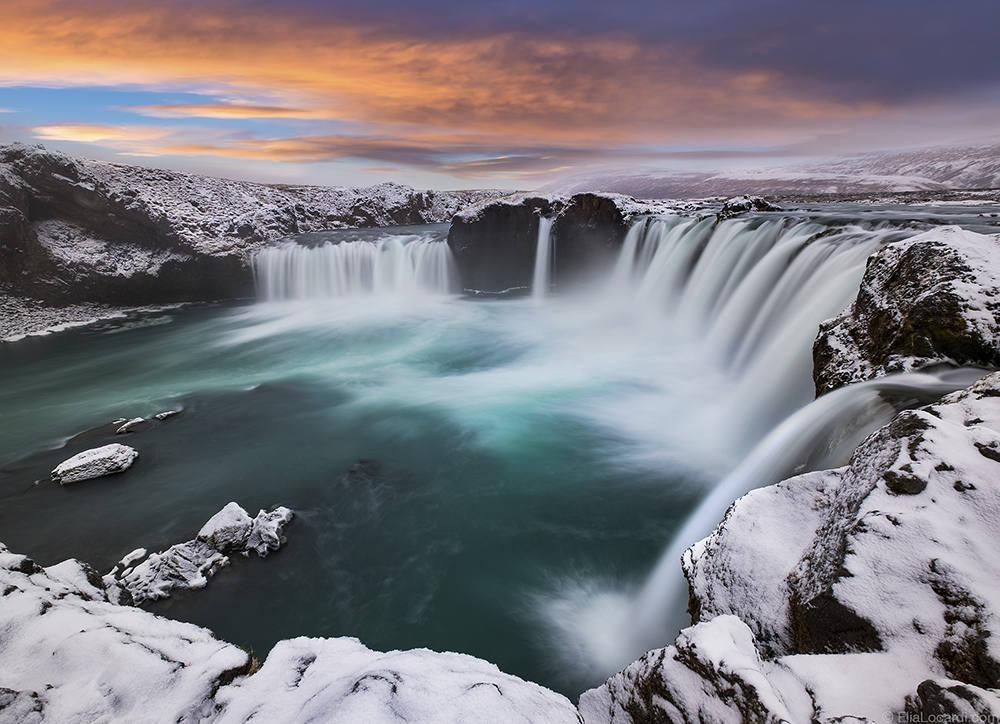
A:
[543,214,987,684]
[546,365,986,680]
[532,217,555,301]
[253,234,458,301]
[606,216,915,443]
[620,365,988,666]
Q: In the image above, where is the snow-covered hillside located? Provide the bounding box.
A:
[543,142,1000,199]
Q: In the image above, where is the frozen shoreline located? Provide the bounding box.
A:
[0,293,182,343]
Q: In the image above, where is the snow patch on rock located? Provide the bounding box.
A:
[35,218,191,276]
[110,502,294,603]
[50,443,138,484]
[213,636,582,724]
[814,226,1000,394]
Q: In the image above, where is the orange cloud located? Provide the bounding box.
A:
[0,0,886,175]
[123,104,328,119]
[32,123,175,144]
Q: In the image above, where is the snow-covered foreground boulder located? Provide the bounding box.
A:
[814,226,1000,395]
[0,543,581,723]
[582,371,1000,723]
[213,637,582,724]
[50,442,138,484]
[0,545,251,724]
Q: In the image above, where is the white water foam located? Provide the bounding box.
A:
[253,234,458,301]
[531,217,555,302]
[532,214,983,684]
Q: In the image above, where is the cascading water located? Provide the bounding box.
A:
[254,232,458,301]
[605,215,914,443]
[531,217,555,301]
[5,207,993,700]
[539,214,986,684]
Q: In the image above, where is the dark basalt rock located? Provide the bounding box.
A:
[907,679,1000,721]
[789,589,883,654]
[813,227,1000,396]
[447,195,561,294]
[0,143,502,311]
[446,192,633,294]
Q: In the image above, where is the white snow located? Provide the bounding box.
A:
[50,443,138,484]
[0,544,250,724]
[213,636,582,724]
[115,502,294,603]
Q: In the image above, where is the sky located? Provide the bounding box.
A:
[1,0,999,190]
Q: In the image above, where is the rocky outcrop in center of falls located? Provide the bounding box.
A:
[446,192,678,294]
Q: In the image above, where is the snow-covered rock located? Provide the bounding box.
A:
[0,543,251,724]
[717,195,780,219]
[50,443,138,484]
[118,539,230,604]
[112,502,294,603]
[212,636,582,724]
[1,539,584,723]
[197,501,254,553]
[579,615,813,724]
[0,142,505,311]
[585,371,1000,723]
[114,416,146,433]
[245,506,293,558]
[813,226,1000,395]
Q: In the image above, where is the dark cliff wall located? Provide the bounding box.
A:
[0,143,502,307]
[446,192,633,294]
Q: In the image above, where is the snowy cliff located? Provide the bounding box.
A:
[0,143,502,307]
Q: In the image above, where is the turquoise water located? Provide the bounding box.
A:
[0,294,729,695]
[6,209,981,695]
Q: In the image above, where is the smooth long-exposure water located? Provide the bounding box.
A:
[1,210,993,695]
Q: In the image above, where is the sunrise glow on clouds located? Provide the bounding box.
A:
[1,0,998,188]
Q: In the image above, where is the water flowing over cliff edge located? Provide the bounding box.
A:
[3,150,1000,722]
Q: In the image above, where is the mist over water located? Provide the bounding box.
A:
[0,213,983,696]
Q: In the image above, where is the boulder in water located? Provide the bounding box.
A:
[111,502,295,603]
[50,443,138,484]
[246,507,293,558]
[197,501,254,553]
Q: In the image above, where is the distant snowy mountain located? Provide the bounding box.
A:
[542,143,1000,199]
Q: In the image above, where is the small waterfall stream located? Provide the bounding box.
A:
[531,217,555,301]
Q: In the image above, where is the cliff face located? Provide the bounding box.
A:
[582,373,1000,724]
[813,226,1000,396]
[0,143,501,306]
[446,192,677,293]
